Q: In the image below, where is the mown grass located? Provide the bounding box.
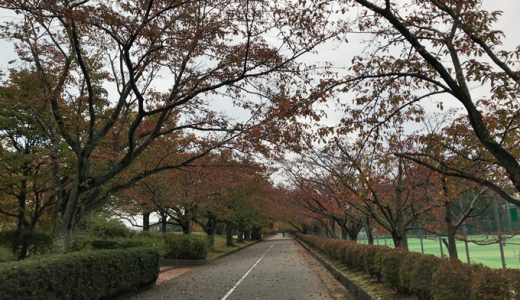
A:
[359,235,520,269]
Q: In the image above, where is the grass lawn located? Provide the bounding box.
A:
[359,235,520,269]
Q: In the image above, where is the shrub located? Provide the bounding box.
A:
[380,248,408,292]
[409,255,441,300]
[91,238,145,250]
[164,234,208,260]
[350,244,365,270]
[91,239,120,249]
[399,251,421,294]
[133,232,167,255]
[297,234,519,300]
[469,265,510,300]
[363,245,385,281]
[507,269,520,299]
[432,260,471,300]
[0,247,159,299]
[87,218,132,238]
[0,230,52,256]
[0,246,15,262]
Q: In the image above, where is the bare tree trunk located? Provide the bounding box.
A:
[160,212,167,233]
[237,225,245,242]
[143,212,150,231]
[181,218,192,234]
[392,231,409,249]
[251,226,262,240]
[244,229,251,241]
[203,215,217,249]
[442,175,459,260]
[341,226,349,240]
[365,218,374,245]
[226,222,234,247]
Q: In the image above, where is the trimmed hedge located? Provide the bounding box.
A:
[164,234,207,260]
[91,238,145,250]
[297,234,515,300]
[0,247,159,300]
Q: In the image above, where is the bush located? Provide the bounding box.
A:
[0,230,52,256]
[363,245,385,281]
[431,260,471,300]
[87,218,132,238]
[297,234,520,300]
[507,269,520,299]
[399,251,421,294]
[0,246,15,262]
[0,247,159,300]
[164,234,208,260]
[380,248,408,292]
[409,255,441,300]
[469,265,510,300]
[91,238,145,250]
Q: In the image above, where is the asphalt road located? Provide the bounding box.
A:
[131,234,343,300]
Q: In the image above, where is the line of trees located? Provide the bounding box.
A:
[0,0,338,255]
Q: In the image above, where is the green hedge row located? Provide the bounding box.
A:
[0,247,159,300]
[164,234,207,260]
[91,238,146,250]
[297,234,520,300]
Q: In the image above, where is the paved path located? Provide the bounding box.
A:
[131,234,348,300]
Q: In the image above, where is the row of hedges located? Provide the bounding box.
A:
[0,247,159,300]
[71,232,167,255]
[297,234,520,300]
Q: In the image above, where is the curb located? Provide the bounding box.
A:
[294,237,378,300]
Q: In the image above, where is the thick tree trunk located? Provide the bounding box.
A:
[251,226,262,240]
[392,231,409,249]
[244,229,252,241]
[53,221,74,254]
[207,231,215,249]
[445,230,458,260]
[341,226,349,240]
[442,176,459,260]
[226,222,234,247]
[143,212,150,231]
[181,218,192,234]
[14,179,29,259]
[237,225,245,243]
[365,218,374,245]
[54,171,85,253]
[160,212,167,233]
[203,215,217,249]
[349,230,359,242]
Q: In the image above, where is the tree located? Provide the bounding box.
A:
[422,176,493,260]
[320,0,520,205]
[0,70,59,259]
[285,132,437,248]
[0,0,334,250]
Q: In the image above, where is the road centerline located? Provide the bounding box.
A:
[220,244,274,300]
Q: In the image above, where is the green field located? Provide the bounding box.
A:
[358,235,520,269]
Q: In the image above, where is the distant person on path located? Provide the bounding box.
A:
[282,231,285,237]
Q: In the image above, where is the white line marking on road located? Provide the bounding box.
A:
[220,245,274,300]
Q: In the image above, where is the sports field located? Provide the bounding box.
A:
[359,235,520,269]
